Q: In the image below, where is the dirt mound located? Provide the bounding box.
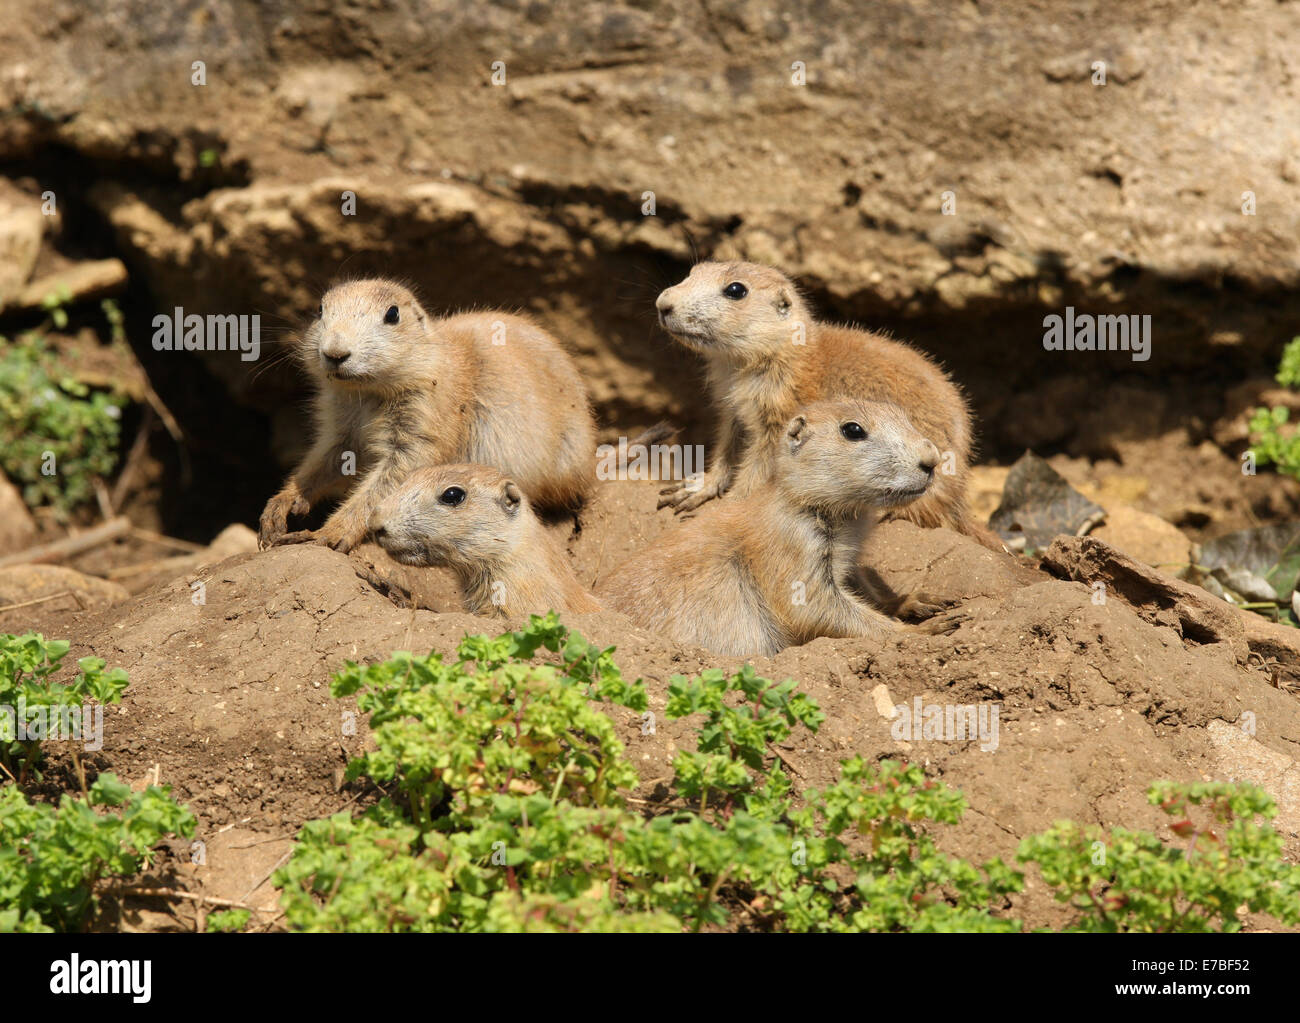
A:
[25,509,1300,929]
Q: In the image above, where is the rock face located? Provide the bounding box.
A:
[3,1,1300,454]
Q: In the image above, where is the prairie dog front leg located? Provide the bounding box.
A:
[258,439,354,548]
[277,456,404,553]
[658,411,741,513]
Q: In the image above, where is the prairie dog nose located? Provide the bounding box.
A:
[918,440,940,474]
[655,292,674,314]
[322,350,350,368]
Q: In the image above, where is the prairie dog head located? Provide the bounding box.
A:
[302,279,434,391]
[369,464,530,568]
[655,261,812,360]
[778,400,940,516]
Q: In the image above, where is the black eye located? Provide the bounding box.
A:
[722,281,748,300]
[317,303,324,317]
[840,422,867,441]
[384,305,400,324]
[438,486,466,506]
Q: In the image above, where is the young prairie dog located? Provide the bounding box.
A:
[369,463,602,617]
[600,399,939,657]
[259,280,596,553]
[655,261,980,540]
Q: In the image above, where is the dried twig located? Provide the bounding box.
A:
[768,744,804,777]
[0,590,74,613]
[130,526,206,554]
[238,849,294,905]
[0,516,131,569]
[110,407,155,511]
[106,886,266,913]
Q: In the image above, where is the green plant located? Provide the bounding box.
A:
[277,615,1021,932]
[101,298,126,344]
[40,286,73,329]
[0,632,129,784]
[1249,336,1300,479]
[0,334,124,514]
[663,665,824,816]
[206,908,251,933]
[0,774,195,932]
[1018,780,1300,932]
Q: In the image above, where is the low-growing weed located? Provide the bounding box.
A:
[1249,336,1300,479]
[0,332,124,515]
[0,773,195,932]
[1019,780,1300,932]
[0,632,128,784]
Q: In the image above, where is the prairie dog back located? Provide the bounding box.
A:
[441,313,596,512]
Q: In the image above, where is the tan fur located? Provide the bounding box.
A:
[370,463,602,617]
[259,280,596,552]
[655,261,986,543]
[600,399,940,657]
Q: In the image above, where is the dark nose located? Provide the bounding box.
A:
[372,524,387,540]
[323,351,350,369]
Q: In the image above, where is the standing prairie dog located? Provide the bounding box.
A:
[259,279,596,552]
[655,261,978,539]
[369,464,602,617]
[600,399,939,657]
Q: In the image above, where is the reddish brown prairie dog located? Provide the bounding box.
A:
[369,464,601,617]
[599,399,940,657]
[259,279,596,552]
[655,261,982,542]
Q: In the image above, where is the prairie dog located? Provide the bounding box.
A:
[370,463,602,617]
[259,279,596,552]
[655,261,977,538]
[600,399,939,657]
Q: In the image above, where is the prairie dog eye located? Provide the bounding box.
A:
[317,303,324,317]
[384,305,400,324]
[722,281,748,300]
[438,486,466,506]
[840,422,867,441]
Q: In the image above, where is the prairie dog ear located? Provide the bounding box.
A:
[786,414,810,454]
[774,288,793,318]
[499,480,523,515]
